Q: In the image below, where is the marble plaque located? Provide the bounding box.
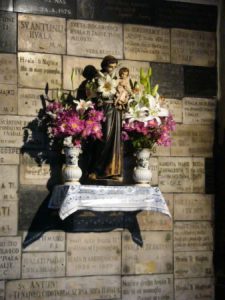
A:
[0,54,17,84]
[0,165,18,201]
[0,115,33,148]
[124,25,170,62]
[0,12,16,53]
[20,153,50,185]
[0,148,20,165]
[6,276,121,300]
[0,84,17,115]
[66,232,121,276]
[67,20,123,58]
[0,236,21,280]
[0,0,13,11]
[14,0,76,18]
[122,274,173,300]
[159,157,205,193]
[171,124,214,157]
[63,56,101,90]
[0,281,4,300]
[122,231,173,274]
[0,200,18,236]
[18,14,66,54]
[22,252,65,279]
[151,144,171,157]
[171,29,216,67]
[137,194,173,230]
[174,251,213,278]
[174,194,213,220]
[149,157,158,186]
[175,277,214,300]
[183,97,216,124]
[151,63,184,98]
[18,52,62,89]
[23,231,65,252]
[18,88,47,116]
[166,98,183,123]
[184,66,217,97]
[174,221,213,251]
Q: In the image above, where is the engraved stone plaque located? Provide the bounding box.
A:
[0,148,20,165]
[67,20,123,58]
[22,252,65,279]
[0,0,13,11]
[0,12,16,53]
[174,221,213,251]
[174,194,213,220]
[151,144,171,157]
[175,277,214,300]
[137,194,173,230]
[183,97,216,124]
[18,52,62,89]
[0,165,18,201]
[0,116,33,148]
[122,231,173,274]
[149,157,158,186]
[0,54,17,84]
[171,29,216,67]
[6,276,121,300]
[174,251,213,278]
[14,0,76,18]
[171,124,214,157]
[0,200,18,236]
[122,274,173,300]
[66,232,121,276]
[0,236,21,280]
[151,63,184,98]
[20,153,50,185]
[18,14,66,54]
[23,231,65,252]
[63,56,101,90]
[18,88,46,116]
[0,84,17,115]
[159,157,205,193]
[0,281,4,300]
[166,98,183,123]
[124,25,170,62]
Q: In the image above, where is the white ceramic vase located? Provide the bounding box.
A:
[133,148,152,186]
[62,147,82,184]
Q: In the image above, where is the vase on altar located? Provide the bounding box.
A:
[62,146,82,184]
[133,148,152,186]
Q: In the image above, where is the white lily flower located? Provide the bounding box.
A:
[97,74,117,98]
[74,99,94,111]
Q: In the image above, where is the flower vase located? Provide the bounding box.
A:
[133,148,152,186]
[62,147,82,185]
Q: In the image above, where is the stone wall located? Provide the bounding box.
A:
[0,0,217,299]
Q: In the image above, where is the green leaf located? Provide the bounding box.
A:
[151,84,159,96]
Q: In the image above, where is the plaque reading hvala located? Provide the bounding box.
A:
[0,165,18,201]
[67,20,123,58]
[0,236,21,280]
[171,28,216,67]
[0,84,17,115]
[0,54,17,85]
[0,12,17,53]
[14,0,76,18]
[0,200,18,236]
[18,14,66,54]
[124,25,170,62]
[18,52,62,89]
[122,274,174,300]
[66,232,121,276]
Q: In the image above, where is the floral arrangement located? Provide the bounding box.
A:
[122,68,176,150]
[42,86,105,149]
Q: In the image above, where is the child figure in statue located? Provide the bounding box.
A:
[114,67,131,111]
[89,55,123,180]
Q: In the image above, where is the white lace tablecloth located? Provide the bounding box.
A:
[48,185,171,220]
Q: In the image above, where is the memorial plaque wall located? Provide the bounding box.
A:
[0,201,18,236]
[166,99,183,123]
[18,88,46,116]
[0,165,18,201]
[0,12,16,53]
[0,54,17,85]
[0,84,17,115]
[0,148,20,165]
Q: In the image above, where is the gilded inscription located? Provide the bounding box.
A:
[67,20,123,58]
[171,29,216,67]
[124,25,170,62]
[18,14,66,54]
